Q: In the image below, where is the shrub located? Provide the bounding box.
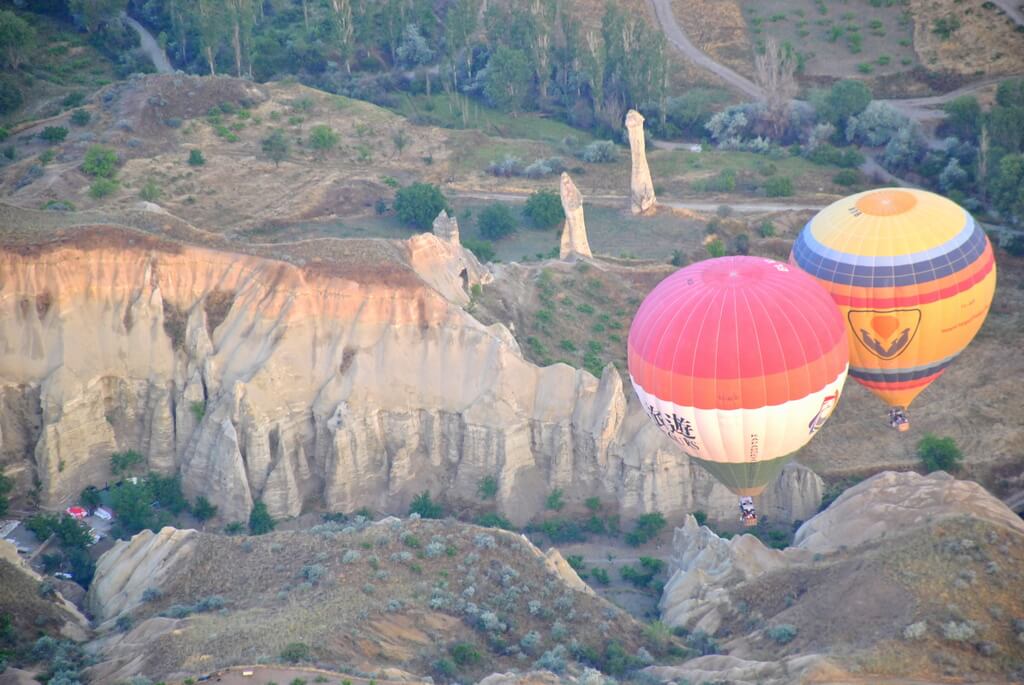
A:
[764,176,794,197]
[139,179,161,202]
[40,126,68,143]
[523,190,565,229]
[192,496,217,522]
[758,220,776,237]
[546,488,565,511]
[409,491,444,518]
[462,238,495,263]
[591,567,610,584]
[224,521,245,535]
[534,645,568,673]
[767,624,798,644]
[395,182,448,230]
[89,177,119,198]
[626,512,666,546]
[731,233,750,255]
[478,475,498,499]
[578,140,617,163]
[705,238,726,258]
[917,434,963,472]
[249,500,276,534]
[70,109,91,126]
[478,203,518,240]
[262,129,289,165]
[450,642,482,667]
[473,533,496,549]
[903,621,927,640]
[833,169,860,186]
[942,621,975,641]
[475,512,514,529]
[308,124,339,153]
[39,148,55,164]
[537,518,586,543]
[188,149,205,166]
[82,146,119,178]
[142,587,163,602]
[280,642,310,663]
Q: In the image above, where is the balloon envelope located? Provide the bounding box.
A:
[627,256,849,496]
[790,188,996,409]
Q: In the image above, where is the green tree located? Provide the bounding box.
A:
[917,434,963,473]
[149,473,188,515]
[764,176,793,197]
[409,491,444,518]
[110,480,159,536]
[54,515,94,550]
[70,109,91,126]
[308,124,339,156]
[0,466,11,516]
[477,203,518,240]
[817,79,872,128]
[68,0,127,33]
[188,149,206,166]
[484,46,533,113]
[0,75,21,115]
[988,105,1024,154]
[89,178,119,198]
[625,511,666,546]
[989,154,1024,222]
[996,78,1024,108]
[0,10,36,70]
[262,130,289,166]
[80,486,102,513]
[523,190,564,229]
[462,238,495,263]
[394,182,448,229]
[279,641,310,663]
[942,96,982,143]
[82,146,119,178]
[248,499,275,534]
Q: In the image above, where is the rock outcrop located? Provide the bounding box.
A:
[432,209,460,247]
[0,226,821,526]
[558,172,591,260]
[659,470,1024,636]
[625,110,656,215]
[88,527,198,622]
[644,654,845,685]
[793,470,1024,552]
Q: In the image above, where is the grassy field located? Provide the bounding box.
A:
[739,0,918,79]
[0,8,120,127]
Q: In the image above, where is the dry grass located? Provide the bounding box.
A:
[125,519,684,681]
[719,517,1024,680]
[0,560,76,659]
[674,0,756,78]
[909,0,1024,77]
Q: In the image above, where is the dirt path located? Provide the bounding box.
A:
[647,0,1020,124]
[449,188,828,213]
[183,665,427,684]
[646,0,763,100]
[123,13,173,74]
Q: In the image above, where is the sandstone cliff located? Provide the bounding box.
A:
[0,225,822,525]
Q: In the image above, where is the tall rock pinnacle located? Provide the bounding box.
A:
[625,109,656,215]
[559,172,592,260]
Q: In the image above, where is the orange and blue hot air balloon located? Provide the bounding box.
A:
[790,188,996,428]
[627,256,849,520]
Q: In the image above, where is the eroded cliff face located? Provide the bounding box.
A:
[0,227,822,524]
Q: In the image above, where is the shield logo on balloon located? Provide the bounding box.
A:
[848,309,922,360]
[808,389,840,435]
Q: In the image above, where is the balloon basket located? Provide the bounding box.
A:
[898,422,909,432]
[742,516,758,527]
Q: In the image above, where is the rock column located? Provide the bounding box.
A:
[625,109,656,215]
[559,172,592,260]
[432,209,460,246]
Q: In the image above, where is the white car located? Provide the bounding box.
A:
[94,507,113,521]
[54,572,72,580]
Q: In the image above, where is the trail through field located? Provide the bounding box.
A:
[449,189,829,212]
[647,0,1023,125]
[123,13,173,74]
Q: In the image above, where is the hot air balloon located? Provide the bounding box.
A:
[790,188,996,430]
[627,256,849,525]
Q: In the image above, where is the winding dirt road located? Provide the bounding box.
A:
[646,0,1023,123]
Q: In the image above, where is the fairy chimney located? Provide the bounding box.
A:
[559,172,592,260]
[432,209,460,246]
[625,109,656,215]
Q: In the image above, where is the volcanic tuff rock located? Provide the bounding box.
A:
[625,110,656,215]
[559,172,592,260]
[0,226,822,525]
[88,527,198,622]
[659,471,1024,636]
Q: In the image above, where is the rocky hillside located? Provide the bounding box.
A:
[0,216,822,527]
[654,471,1024,684]
[83,518,681,683]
